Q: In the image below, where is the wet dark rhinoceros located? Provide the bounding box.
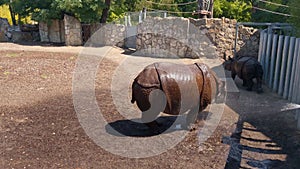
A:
[223,54,263,93]
[131,62,224,132]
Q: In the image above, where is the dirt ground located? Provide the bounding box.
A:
[0,42,299,169]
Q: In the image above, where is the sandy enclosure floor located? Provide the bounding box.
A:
[0,43,299,169]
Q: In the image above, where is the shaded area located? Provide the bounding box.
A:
[223,77,300,169]
[106,116,179,137]
[106,111,211,137]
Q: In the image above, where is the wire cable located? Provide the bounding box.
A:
[145,0,198,6]
[147,7,196,14]
[258,0,300,9]
[252,6,291,17]
[258,0,290,8]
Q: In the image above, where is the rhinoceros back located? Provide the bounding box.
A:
[235,57,258,79]
[135,64,161,88]
[154,62,202,115]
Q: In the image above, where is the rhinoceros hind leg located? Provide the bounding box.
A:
[256,77,263,93]
[257,87,263,93]
[246,79,254,91]
[242,80,247,86]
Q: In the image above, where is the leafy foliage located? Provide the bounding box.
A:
[214,0,252,22]
[251,0,290,23]
[54,0,105,23]
[288,0,300,36]
[0,0,297,28]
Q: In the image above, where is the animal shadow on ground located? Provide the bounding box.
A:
[106,111,211,137]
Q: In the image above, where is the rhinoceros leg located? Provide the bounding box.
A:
[256,64,264,93]
[184,106,199,131]
[231,71,236,80]
[256,77,263,93]
[246,79,254,91]
[141,89,167,133]
[242,80,247,86]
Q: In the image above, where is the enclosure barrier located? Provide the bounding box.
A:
[258,28,300,129]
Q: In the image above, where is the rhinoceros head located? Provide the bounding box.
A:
[223,52,235,71]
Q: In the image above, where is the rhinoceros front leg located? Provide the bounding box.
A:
[141,89,167,133]
[184,106,199,131]
[231,71,236,80]
[141,110,161,133]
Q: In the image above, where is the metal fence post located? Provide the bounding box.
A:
[292,39,300,102]
[265,31,273,84]
[297,109,300,129]
[273,35,284,92]
[283,37,296,99]
[278,36,290,96]
[139,11,143,23]
[269,34,278,88]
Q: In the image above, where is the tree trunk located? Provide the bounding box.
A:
[8,4,17,25]
[100,0,111,23]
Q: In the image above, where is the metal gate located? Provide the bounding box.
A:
[258,25,300,128]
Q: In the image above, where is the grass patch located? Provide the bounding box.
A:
[6,53,21,57]
[3,71,10,75]
[40,74,48,79]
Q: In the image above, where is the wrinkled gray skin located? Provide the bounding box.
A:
[131,62,225,133]
[223,55,263,93]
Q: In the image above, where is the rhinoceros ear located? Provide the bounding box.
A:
[223,52,227,61]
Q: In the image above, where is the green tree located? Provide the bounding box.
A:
[251,0,290,23]
[54,0,106,23]
[288,0,300,36]
[214,0,252,21]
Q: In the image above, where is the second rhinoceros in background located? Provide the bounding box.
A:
[131,62,224,132]
[223,54,263,93]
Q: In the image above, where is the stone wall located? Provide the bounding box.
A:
[136,17,217,59]
[136,17,260,59]
[0,18,10,42]
[86,23,125,47]
[39,20,65,43]
[64,15,82,46]
[190,17,260,58]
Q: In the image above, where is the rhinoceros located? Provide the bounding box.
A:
[131,62,224,132]
[223,54,263,93]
